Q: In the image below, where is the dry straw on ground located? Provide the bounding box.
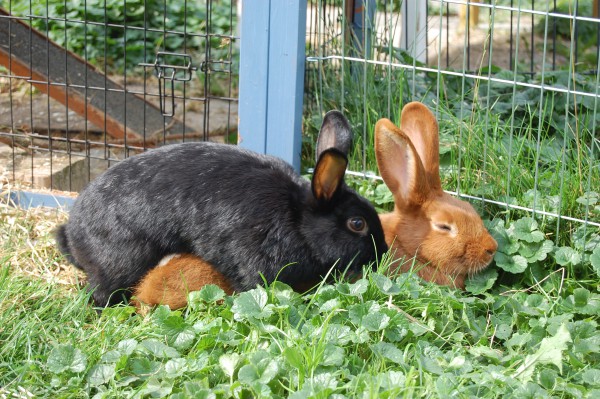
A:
[1,183,84,289]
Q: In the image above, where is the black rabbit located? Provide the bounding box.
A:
[56,111,387,307]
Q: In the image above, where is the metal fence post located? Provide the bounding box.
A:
[238,0,307,171]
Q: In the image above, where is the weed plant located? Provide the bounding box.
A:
[1,201,599,398]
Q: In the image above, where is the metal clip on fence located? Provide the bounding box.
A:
[200,60,232,74]
[140,52,197,117]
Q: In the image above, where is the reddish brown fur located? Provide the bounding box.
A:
[131,254,234,313]
[132,255,322,313]
[376,102,497,288]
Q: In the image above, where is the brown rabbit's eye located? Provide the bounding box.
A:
[437,224,451,231]
[433,223,455,235]
[347,217,368,234]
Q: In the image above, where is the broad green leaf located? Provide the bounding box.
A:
[505,332,532,349]
[513,323,571,382]
[193,317,223,334]
[519,240,554,263]
[572,225,600,252]
[538,368,557,389]
[216,330,241,345]
[494,252,528,273]
[323,324,354,346]
[575,191,599,206]
[129,358,162,377]
[573,288,590,307]
[563,292,600,316]
[465,267,498,294]
[348,301,379,325]
[494,324,513,341]
[511,217,545,243]
[99,350,121,364]
[581,368,600,386]
[371,273,401,295]
[469,346,502,361]
[488,219,520,255]
[189,284,226,304]
[373,183,394,205]
[447,356,466,370]
[289,374,338,399]
[319,298,342,313]
[219,353,240,378]
[271,283,298,308]
[139,376,172,398]
[384,322,409,343]
[321,344,345,367]
[420,356,444,375]
[554,246,582,266]
[257,359,279,384]
[164,358,188,378]
[283,347,304,370]
[362,311,390,332]
[139,339,180,359]
[46,344,87,374]
[117,339,138,356]
[151,305,172,322]
[378,370,406,390]
[371,342,404,365]
[354,326,372,344]
[336,278,368,297]
[237,364,259,384]
[231,288,273,320]
[158,316,197,351]
[87,364,116,387]
[183,382,214,399]
[590,246,600,277]
[574,334,600,355]
[313,372,339,390]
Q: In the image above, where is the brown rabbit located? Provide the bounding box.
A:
[131,253,325,313]
[131,254,234,313]
[375,102,497,288]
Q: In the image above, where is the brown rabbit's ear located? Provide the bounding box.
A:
[312,148,348,202]
[375,118,430,207]
[316,110,353,158]
[400,102,441,190]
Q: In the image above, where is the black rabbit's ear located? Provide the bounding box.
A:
[316,110,354,158]
[312,148,348,202]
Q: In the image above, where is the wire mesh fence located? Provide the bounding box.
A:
[0,0,238,193]
[1,0,598,241]
[305,0,600,245]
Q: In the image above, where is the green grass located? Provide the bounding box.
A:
[1,193,600,398]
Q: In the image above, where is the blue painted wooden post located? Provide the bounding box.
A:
[238,0,307,171]
[349,0,376,59]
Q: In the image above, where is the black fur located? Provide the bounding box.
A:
[57,112,387,307]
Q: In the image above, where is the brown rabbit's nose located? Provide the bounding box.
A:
[484,236,498,256]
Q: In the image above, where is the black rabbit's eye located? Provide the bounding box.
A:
[347,217,367,234]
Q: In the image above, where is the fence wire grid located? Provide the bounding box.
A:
[305,0,600,242]
[0,0,598,241]
[0,0,238,192]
